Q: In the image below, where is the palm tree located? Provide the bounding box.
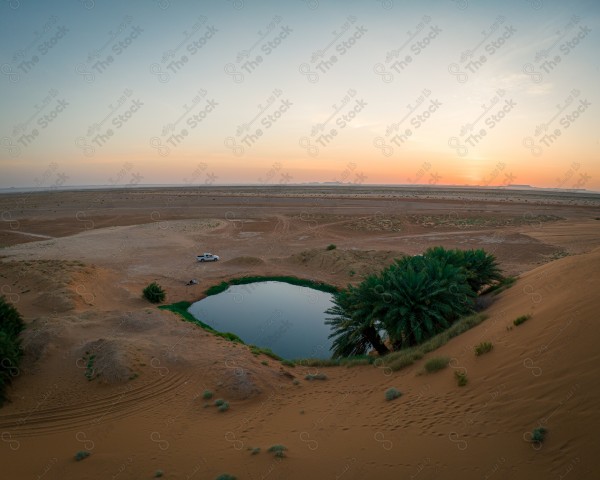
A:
[326,276,390,358]
[423,247,502,293]
[461,249,503,293]
[380,256,475,349]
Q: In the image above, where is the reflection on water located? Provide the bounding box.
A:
[188,281,334,359]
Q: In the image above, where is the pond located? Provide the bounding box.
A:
[188,281,335,359]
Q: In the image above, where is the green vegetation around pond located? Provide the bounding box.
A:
[204,275,339,296]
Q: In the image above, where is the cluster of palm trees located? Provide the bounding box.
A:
[326,247,502,358]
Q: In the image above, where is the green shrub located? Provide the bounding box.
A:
[385,388,402,401]
[474,342,493,356]
[84,354,97,381]
[261,361,268,366]
[250,447,260,455]
[202,390,213,400]
[424,356,450,373]
[248,345,282,360]
[281,360,295,367]
[514,314,531,326]
[215,475,237,480]
[305,373,327,381]
[143,282,166,303]
[326,244,337,250]
[0,297,25,405]
[214,398,225,406]
[0,296,25,338]
[531,427,547,443]
[75,450,91,461]
[455,371,468,387]
[154,470,164,478]
[268,444,287,458]
[218,401,230,412]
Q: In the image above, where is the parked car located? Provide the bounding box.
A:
[197,253,220,262]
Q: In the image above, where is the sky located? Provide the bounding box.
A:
[0,0,599,190]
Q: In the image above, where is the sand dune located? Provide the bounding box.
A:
[0,188,598,479]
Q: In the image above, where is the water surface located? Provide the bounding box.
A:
[188,281,334,359]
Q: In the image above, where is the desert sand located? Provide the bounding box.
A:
[0,186,599,479]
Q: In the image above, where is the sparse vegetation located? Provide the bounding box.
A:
[202,390,213,400]
[514,314,532,326]
[381,313,488,371]
[385,387,402,401]
[250,447,261,455]
[481,276,517,295]
[305,373,327,381]
[249,345,282,360]
[218,401,230,412]
[75,450,91,461]
[154,470,164,478]
[84,354,97,381]
[531,427,547,443]
[326,244,337,250]
[281,360,295,367]
[0,296,25,405]
[268,444,288,458]
[214,398,225,406]
[424,356,450,373]
[215,475,237,480]
[261,360,268,366]
[474,342,493,356]
[143,282,166,303]
[455,371,468,386]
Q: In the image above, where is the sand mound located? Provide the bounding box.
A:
[216,367,262,401]
[77,339,133,385]
[279,248,401,276]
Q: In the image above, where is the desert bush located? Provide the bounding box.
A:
[0,298,24,405]
[305,373,327,381]
[531,427,547,443]
[380,313,487,372]
[455,371,468,386]
[215,475,237,480]
[514,314,532,326]
[0,296,25,339]
[326,244,337,250]
[202,390,213,400]
[214,398,225,406]
[385,387,402,401]
[218,401,230,412]
[154,470,164,478]
[75,450,91,461]
[250,447,261,455]
[281,360,295,367]
[424,356,450,373]
[474,342,493,356]
[143,282,166,303]
[268,444,288,458]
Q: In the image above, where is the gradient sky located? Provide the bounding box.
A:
[1,0,599,190]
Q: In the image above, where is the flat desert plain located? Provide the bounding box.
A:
[0,186,599,480]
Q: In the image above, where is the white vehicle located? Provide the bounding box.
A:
[197,253,220,262]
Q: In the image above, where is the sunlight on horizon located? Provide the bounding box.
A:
[0,0,598,190]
